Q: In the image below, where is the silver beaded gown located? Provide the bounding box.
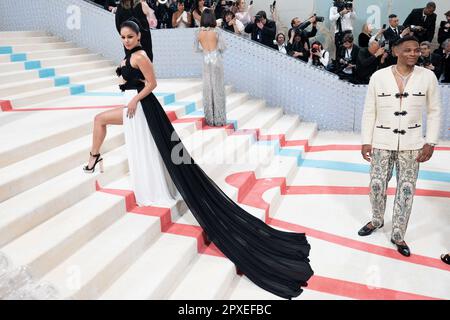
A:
[194,28,227,127]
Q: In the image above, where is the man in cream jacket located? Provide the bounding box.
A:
[358,36,441,257]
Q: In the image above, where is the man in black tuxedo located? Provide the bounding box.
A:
[403,2,437,43]
[383,14,409,47]
[245,11,277,49]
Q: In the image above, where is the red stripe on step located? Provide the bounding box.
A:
[225,172,450,271]
[96,182,445,299]
[268,218,450,273]
[96,181,216,255]
[307,145,361,152]
[283,143,450,152]
[0,100,13,111]
[308,275,440,300]
[285,186,450,198]
[284,139,309,150]
[4,105,124,112]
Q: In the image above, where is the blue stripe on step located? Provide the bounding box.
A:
[66,84,86,95]
[154,92,175,104]
[188,110,204,116]
[24,60,41,70]
[290,157,450,183]
[10,53,27,62]
[418,170,450,183]
[227,119,238,130]
[38,68,56,78]
[54,76,70,86]
[0,46,13,54]
[184,102,196,114]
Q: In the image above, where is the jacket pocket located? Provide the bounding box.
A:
[412,92,426,97]
[408,124,421,129]
[377,93,391,97]
[376,125,391,129]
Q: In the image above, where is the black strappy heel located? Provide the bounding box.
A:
[441,254,450,265]
[83,152,104,173]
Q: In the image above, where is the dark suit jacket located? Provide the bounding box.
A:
[336,44,360,65]
[417,53,443,79]
[442,54,450,83]
[438,21,450,45]
[355,48,387,84]
[245,20,277,48]
[286,41,308,63]
[403,8,436,42]
[383,25,405,47]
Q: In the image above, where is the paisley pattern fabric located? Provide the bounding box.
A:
[369,148,421,241]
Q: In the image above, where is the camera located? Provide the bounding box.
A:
[334,0,353,12]
[410,25,427,34]
[254,14,262,23]
[311,44,320,54]
[213,0,234,7]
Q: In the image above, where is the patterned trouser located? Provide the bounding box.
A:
[369,148,421,242]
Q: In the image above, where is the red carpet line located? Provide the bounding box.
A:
[95,181,443,300]
[2,105,124,112]
[225,171,450,273]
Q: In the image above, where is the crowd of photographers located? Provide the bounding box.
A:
[94,0,450,84]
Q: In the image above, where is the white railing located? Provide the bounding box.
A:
[0,0,448,138]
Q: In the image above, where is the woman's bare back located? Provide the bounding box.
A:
[198,29,218,52]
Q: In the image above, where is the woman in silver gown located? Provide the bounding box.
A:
[195,9,227,127]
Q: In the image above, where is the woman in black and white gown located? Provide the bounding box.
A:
[83,20,314,300]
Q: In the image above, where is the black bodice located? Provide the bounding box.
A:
[116,46,145,91]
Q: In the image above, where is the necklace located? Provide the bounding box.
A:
[393,65,414,87]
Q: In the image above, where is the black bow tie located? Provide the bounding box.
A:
[395,92,409,98]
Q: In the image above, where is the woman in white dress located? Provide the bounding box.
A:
[83,20,179,207]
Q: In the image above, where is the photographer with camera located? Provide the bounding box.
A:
[221,9,245,35]
[308,41,330,69]
[244,10,277,48]
[355,37,389,84]
[330,0,356,58]
[335,33,359,82]
[288,15,323,50]
[417,41,442,79]
[438,10,450,46]
[403,2,437,43]
[287,30,308,62]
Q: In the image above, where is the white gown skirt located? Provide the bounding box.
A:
[123,90,180,207]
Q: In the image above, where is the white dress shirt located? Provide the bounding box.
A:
[329,6,356,34]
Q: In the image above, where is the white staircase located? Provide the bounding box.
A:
[2,31,448,301]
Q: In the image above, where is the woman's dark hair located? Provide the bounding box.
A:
[200,8,217,28]
[311,40,322,48]
[223,9,235,20]
[192,0,203,16]
[120,19,141,34]
[120,0,139,10]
